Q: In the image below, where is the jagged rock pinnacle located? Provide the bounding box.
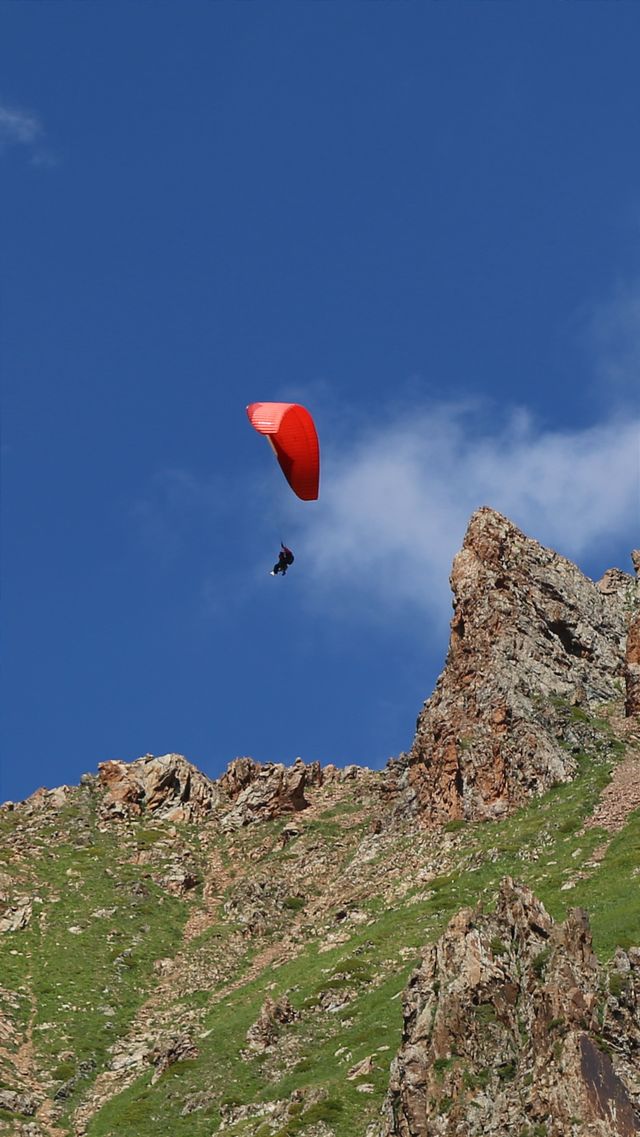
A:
[376,877,640,1137]
[405,508,634,823]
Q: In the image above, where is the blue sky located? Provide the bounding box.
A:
[2,2,639,804]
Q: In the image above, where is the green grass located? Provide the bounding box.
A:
[3,708,638,1137]
[86,911,411,1137]
[570,806,640,956]
[0,811,191,1126]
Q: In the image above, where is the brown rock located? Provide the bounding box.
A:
[97,754,221,821]
[625,614,640,717]
[348,1055,376,1079]
[376,878,640,1137]
[158,865,200,895]
[245,996,299,1052]
[406,508,633,823]
[148,1033,198,1082]
[220,760,317,830]
[218,756,261,798]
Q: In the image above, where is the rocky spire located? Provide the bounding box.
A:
[375,878,640,1137]
[405,508,634,823]
[624,551,640,717]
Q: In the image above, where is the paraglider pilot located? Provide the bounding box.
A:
[271,543,294,576]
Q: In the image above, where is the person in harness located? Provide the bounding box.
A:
[271,543,295,576]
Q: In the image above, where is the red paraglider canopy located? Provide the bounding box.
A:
[246,402,320,501]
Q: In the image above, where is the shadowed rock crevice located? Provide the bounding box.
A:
[546,617,594,659]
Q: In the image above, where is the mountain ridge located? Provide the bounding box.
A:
[1,508,639,1137]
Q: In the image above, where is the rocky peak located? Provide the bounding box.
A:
[406,508,635,823]
[376,878,640,1137]
[95,752,328,830]
[97,753,222,822]
[218,756,263,798]
[218,756,324,831]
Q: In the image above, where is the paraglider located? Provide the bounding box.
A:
[246,402,320,501]
[247,402,319,579]
[270,543,295,577]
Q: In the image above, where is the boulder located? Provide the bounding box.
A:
[0,899,32,933]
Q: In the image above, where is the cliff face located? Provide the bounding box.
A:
[406,508,636,823]
[375,878,640,1137]
[625,553,640,716]
[1,510,638,1137]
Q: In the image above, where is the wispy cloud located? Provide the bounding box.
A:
[290,403,639,626]
[133,406,637,630]
[133,275,640,633]
[588,281,640,403]
[0,100,54,165]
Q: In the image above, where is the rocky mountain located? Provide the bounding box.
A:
[1,508,639,1137]
[403,507,634,824]
[374,878,640,1137]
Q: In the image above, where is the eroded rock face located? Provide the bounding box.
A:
[13,751,329,836]
[245,995,299,1052]
[148,1032,198,1083]
[624,551,640,718]
[376,878,640,1137]
[0,898,32,933]
[219,757,322,831]
[98,753,221,822]
[407,508,634,822]
[218,756,262,798]
[625,614,640,718]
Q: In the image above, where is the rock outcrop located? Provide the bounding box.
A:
[625,553,640,718]
[96,752,327,829]
[406,508,634,823]
[376,878,640,1137]
[0,899,32,934]
[626,616,640,718]
[219,757,322,831]
[98,753,222,822]
[245,995,300,1052]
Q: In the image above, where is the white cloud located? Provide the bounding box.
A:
[291,403,639,626]
[588,282,640,402]
[0,103,40,145]
[0,101,54,165]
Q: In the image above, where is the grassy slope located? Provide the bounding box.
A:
[1,706,638,1137]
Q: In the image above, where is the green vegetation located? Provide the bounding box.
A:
[463,1066,490,1090]
[283,896,306,912]
[490,936,508,956]
[532,947,552,979]
[86,720,637,1134]
[570,807,640,955]
[1,701,638,1137]
[0,800,190,1129]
